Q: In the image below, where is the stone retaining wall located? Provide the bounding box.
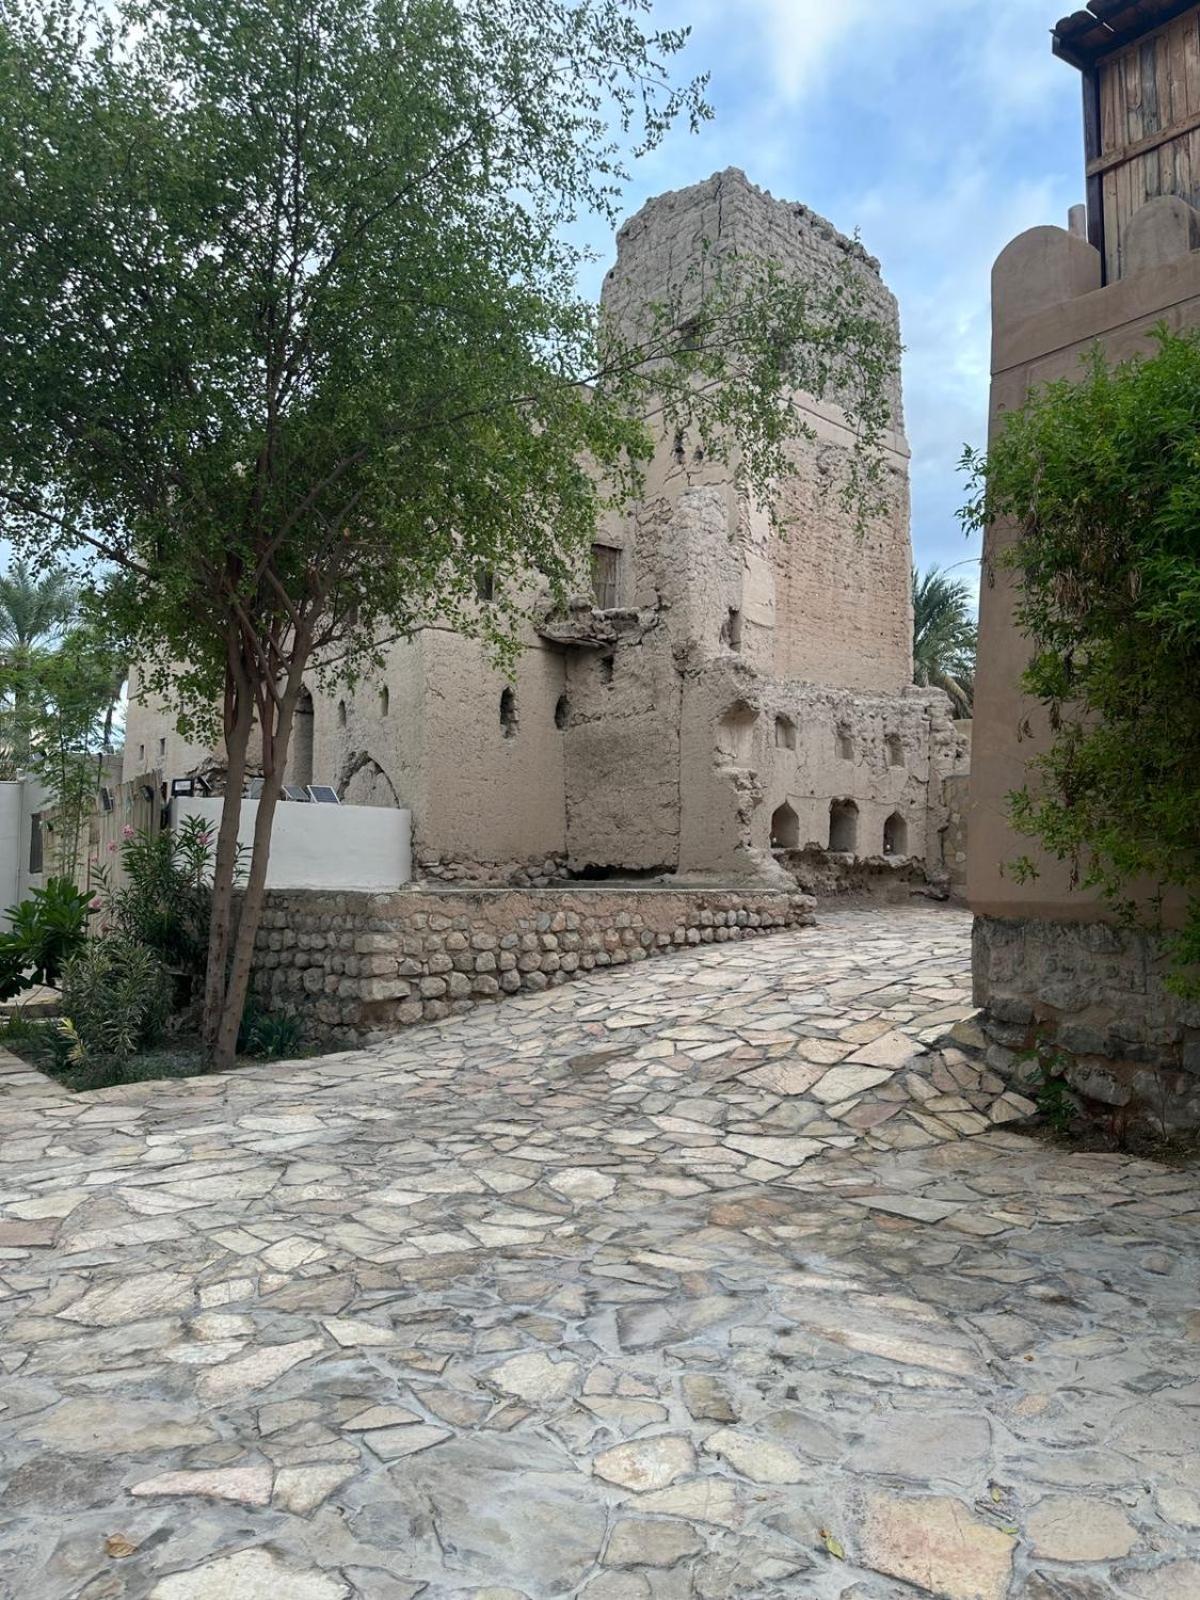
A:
[972,914,1200,1128]
[252,885,817,1046]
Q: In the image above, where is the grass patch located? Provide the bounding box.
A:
[0,1013,309,1092]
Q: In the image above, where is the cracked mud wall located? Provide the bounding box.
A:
[312,628,567,872]
[123,169,960,888]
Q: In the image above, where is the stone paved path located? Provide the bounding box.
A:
[1,906,1198,1600]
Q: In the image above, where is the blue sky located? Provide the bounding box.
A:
[581,0,1086,600]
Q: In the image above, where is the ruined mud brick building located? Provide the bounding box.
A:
[125,171,966,887]
[971,2,1200,1125]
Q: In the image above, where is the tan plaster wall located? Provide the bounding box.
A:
[123,170,953,888]
[970,228,1200,922]
[602,169,914,695]
[311,635,427,816]
[420,629,567,864]
[121,667,214,785]
[310,626,567,867]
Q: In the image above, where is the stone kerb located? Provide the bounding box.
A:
[252,884,817,1045]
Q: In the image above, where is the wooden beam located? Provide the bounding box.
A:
[1086,103,1200,172]
[1054,0,1200,68]
[1082,66,1109,278]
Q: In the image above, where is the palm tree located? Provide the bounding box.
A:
[913,565,977,718]
[0,562,80,769]
[0,563,79,655]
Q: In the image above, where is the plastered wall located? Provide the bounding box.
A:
[123,170,958,888]
[971,210,1200,922]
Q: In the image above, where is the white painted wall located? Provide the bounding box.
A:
[0,783,23,919]
[175,798,412,891]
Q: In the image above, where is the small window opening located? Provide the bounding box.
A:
[883,811,909,856]
[716,701,758,766]
[829,798,859,854]
[775,716,796,751]
[770,802,800,851]
[678,315,704,352]
[475,567,496,602]
[158,736,167,760]
[723,608,743,653]
[672,429,686,464]
[28,813,43,875]
[886,733,905,768]
[380,685,390,716]
[337,700,347,728]
[554,693,570,730]
[500,687,518,738]
[591,544,621,610]
[599,653,615,686]
[137,743,146,766]
[837,727,853,760]
[290,687,315,788]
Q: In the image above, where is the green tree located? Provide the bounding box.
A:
[0,0,899,1068]
[912,564,976,716]
[0,560,80,771]
[4,624,127,877]
[961,329,1200,995]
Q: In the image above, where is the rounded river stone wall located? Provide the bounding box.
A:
[252,885,817,1046]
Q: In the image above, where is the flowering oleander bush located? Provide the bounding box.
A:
[45,938,174,1073]
[94,815,232,986]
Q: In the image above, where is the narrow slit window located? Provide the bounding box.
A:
[591,545,621,610]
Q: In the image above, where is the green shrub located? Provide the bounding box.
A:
[962,328,1200,995]
[0,876,94,1000]
[238,999,304,1060]
[95,815,238,988]
[52,938,174,1069]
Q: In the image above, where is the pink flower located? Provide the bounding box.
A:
[122,824,136,840]
[89,896,102,910]
[107,840,118,854]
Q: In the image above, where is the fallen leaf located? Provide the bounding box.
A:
[105,1534,139,1559]
[819,1529,845,1560]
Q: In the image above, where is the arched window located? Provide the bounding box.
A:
[554,693,570,730]
[500,687,518,738]
[775,716,797,751]
[770,802,800,851]
[829,798,859,854]
[337,700,347,728]
[883,811,909,856]
[886,732,905,768]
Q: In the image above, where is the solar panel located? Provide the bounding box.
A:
[307,785,341,804]
[247,778,264,799]
[283,785,311,802]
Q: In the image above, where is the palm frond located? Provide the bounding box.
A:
[913,564,977,716]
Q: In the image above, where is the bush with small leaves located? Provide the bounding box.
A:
[53,939,174,1070]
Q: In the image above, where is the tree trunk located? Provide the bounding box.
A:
[209,674,304,1072]
[201,665,255,1050]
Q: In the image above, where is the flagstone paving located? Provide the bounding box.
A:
[1,905,1198,1599]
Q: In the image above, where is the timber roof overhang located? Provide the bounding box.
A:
[1053,0,1200,69]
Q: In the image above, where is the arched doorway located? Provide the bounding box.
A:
[883,811,909,856]
[829,798,859,854]
[770,802,800,851]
